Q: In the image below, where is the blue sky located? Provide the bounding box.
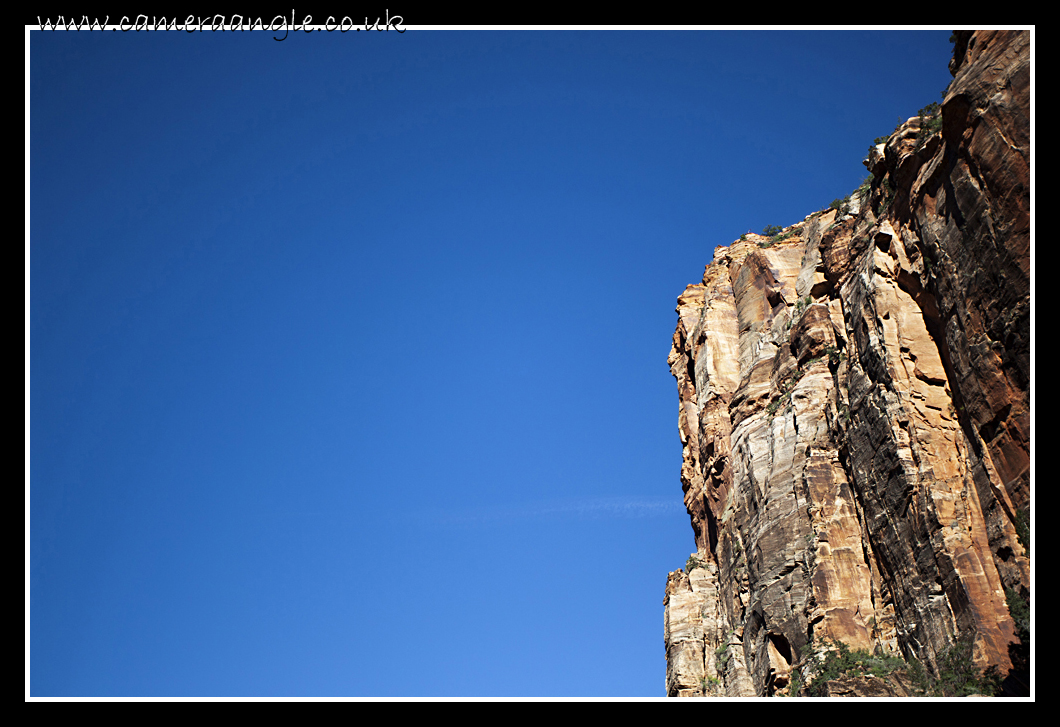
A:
[29,27,956,697]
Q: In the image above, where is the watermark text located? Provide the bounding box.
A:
[36,10,405,40]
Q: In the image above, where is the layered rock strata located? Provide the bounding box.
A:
[664,30,1030,697]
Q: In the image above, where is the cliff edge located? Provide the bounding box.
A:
[664,30,1030,697]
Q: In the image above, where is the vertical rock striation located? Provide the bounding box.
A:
[664,30,1030,697]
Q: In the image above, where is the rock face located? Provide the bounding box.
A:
[664,30,1030,697]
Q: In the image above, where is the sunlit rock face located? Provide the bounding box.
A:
[663,30,1029,697]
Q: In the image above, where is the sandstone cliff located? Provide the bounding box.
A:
[664,30,1030,697]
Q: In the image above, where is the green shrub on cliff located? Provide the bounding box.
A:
[805,640,907,696]
[933,639,1003,696]
[916,102,943,146]
[804,638,1004,697]
[1014,507,1030,556]
[1004,585,1030,693]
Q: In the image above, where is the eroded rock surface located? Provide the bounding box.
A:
[664,30,1030,697]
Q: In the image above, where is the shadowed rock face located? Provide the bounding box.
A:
[663,30,1030,697]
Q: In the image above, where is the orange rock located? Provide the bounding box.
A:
[664,30,1030,697]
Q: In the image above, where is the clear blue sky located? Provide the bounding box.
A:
[29,27,955,697]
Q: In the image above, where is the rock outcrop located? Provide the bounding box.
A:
[664,30,1030,697]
